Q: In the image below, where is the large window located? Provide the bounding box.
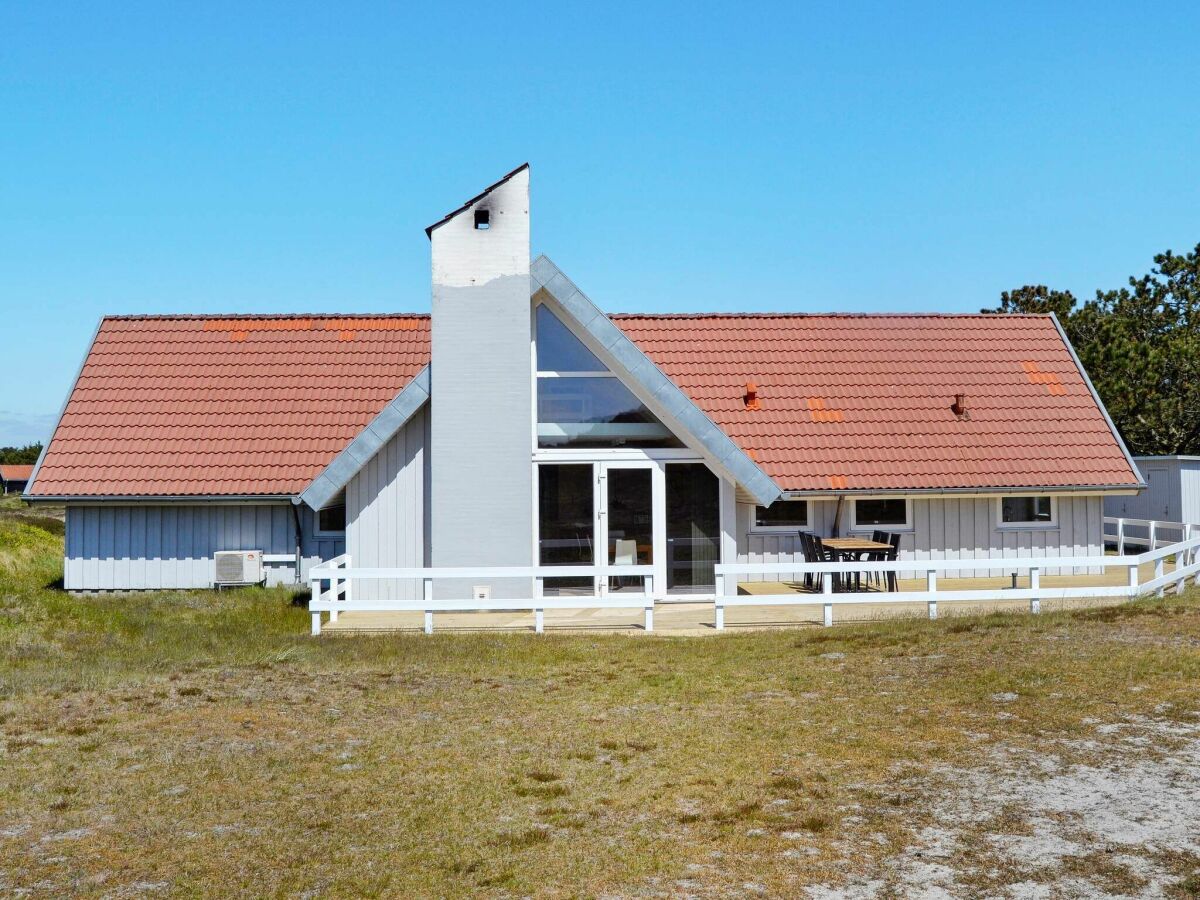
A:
[999,496,1055,527]
[535,305,680,449]
[754,499,810,530]
[851,498,911,531]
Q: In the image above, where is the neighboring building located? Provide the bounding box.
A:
[1105,456,1200,527]
[1,464,34,495]
[26,164,1144,592]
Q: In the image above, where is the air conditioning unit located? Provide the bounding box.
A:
[214,550,264,586]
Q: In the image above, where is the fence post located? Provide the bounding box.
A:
[310,576,321,636]
[1155,554,1165,598]
[822,572,833,627]
[926,568,937,620]
[423,576,433,634]
[1029,566,1041,615]
[309,578,324,633]
[1117,518,1125,556]
[342,554,352,618]
[1149,520,1157,552]
[714,572,725,631]
[535,609,544,633]
[1128,561,1140,596]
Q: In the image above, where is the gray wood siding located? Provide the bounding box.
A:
[737,495,1106,579]
[344,404,430,601]
[64,503,342,591]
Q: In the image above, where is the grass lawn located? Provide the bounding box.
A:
[2,504,1200,897]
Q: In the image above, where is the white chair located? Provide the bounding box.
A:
[613,539,638,591]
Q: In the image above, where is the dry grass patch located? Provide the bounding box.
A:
[2,509,1200,895]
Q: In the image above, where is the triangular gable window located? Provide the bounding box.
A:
[535,304,681,448]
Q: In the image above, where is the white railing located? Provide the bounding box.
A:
[307,520,1200,636]
[1103,516,1192,554]
[308,562,655,635]
[712,530,1200,630]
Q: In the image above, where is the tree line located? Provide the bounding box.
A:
[0,444,42,465]
[985,242,1200,457]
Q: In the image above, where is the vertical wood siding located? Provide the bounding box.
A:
[64,502,342,591]
[344,405,430,601]
[737,495,1106,579]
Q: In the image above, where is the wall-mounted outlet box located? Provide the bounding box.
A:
[473,585,491,601]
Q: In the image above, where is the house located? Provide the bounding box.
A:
[1105,456,1200,541]
[25,164,1144,595]
[1,464,34,495]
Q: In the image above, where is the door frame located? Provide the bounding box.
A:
[534,451,728,601]
[596,459,665,597]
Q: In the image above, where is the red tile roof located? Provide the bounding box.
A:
[0,464,34,482]
[612,313,1141,492]
[29,310,1139,498]
[28,315,430,497]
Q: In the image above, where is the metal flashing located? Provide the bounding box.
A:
[298,366,431,510]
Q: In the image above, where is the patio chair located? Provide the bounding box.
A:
[798,532,819,590]
[884,532,902,592]
[613,538,639,591]
[808,534,844,591]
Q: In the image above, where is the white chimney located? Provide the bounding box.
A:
[427,164,532,598]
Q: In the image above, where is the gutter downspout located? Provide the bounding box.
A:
[290,499,303,585]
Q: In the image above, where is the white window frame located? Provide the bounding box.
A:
[751,498,813,533]
[849,497,913,533]
[994,495,1058,530]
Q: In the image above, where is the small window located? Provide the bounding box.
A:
[1000,496,1054,526]
[754,500,809,530]
[852,498,911,530]
[474,208,490,230]
[317,502,346,534]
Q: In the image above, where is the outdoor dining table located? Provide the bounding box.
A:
[820,537,893,592]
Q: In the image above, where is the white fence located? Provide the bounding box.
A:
[308,520,1200,636]
[712,528,1200,630]
[308,557,655,635]
[1104,516,1193,553]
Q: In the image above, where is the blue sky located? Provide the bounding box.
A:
[2,2,1199,445]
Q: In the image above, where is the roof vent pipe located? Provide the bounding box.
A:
[744,381,762,411]
[951,393,967,416]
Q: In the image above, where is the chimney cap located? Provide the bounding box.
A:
[425,163,530,238]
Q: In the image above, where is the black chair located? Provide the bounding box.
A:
[884,532,902,592]
[799,532,834,591]
[812,534,848,591]
[865,531,889,590]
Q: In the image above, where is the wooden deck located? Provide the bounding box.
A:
[322,561,1183,636]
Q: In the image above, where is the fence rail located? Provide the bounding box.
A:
[712,528,1200,630]
[307,519,1200,636]
[308,561,655,635]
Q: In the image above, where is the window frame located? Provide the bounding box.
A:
[313,501,347,537]
[849,497,913,533]
[995,495,1058,530]
[751,498,813,533]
